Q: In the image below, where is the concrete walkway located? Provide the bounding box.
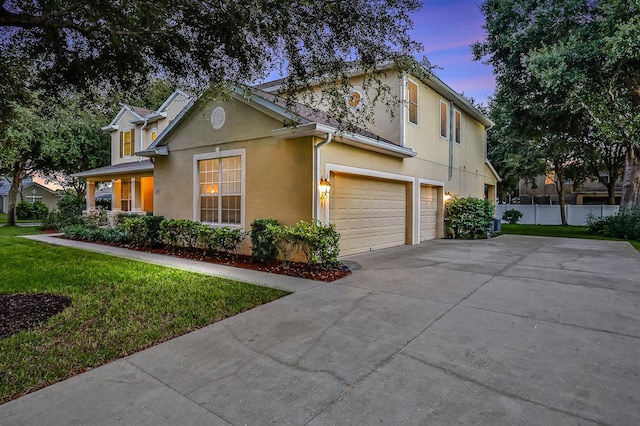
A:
[2,234,639,425]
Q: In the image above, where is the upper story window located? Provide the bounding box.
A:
[454,110,461,144]
[440,101,448,138]
[408,80,418,125]
[120,129,135,158]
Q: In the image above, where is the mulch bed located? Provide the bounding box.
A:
[58,237,352,282]
[0,293,71,338]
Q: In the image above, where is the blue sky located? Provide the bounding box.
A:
[411,1,494,104]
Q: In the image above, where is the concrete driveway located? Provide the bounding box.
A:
[1,235,639,425]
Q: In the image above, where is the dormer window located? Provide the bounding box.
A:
[120,129,135,157]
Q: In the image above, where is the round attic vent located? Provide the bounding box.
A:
[211,106,226,130]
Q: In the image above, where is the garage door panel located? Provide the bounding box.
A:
[330,174,406,256]
[420,185,438,241]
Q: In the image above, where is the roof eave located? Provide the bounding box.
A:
[485,159,502,182]
[272,123,416,159]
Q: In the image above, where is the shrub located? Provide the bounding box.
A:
[82,209,108,228]
[213,227,245,254]
[588,209,640,240]
[15,201,33,220]
[445,197,494,239]
[63,224,103,241]
[49,194,85,229]
[502,209,523,225]
[122,215,166,247]
[115,212,141,227]
[160,219,200,248]
[250,219,281,263]
[31,201,49,220]
[16,201,50,220]
[279,220,341,269]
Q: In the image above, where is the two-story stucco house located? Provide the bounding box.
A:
[100,63,497,256]
[75,89,192,213]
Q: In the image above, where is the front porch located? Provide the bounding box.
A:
[73,160,155,214]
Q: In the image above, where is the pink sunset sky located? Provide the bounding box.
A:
[411,0,494,104]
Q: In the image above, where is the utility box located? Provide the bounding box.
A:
[493,218,502,233]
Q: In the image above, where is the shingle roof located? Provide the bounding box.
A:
[129,106,154,118]
[249,88,397,145]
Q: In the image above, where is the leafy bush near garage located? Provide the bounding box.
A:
[502,208,523,225]
[250,219,281,263]
[278,220,341,269]
[588,209,640,240]
[445,196,494,239]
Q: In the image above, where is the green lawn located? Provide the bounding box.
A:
[501,224,640,252]
[0,213,33,224]
[0,226,289,403]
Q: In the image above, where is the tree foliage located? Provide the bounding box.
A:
[1,1,422,93]
[475,0,640,210]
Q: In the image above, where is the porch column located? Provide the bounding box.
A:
[86,181,96,211]
[132,178,142,212]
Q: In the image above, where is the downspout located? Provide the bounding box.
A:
[448,100,454,180]
[400,74,407,147]
[314,133,334,223]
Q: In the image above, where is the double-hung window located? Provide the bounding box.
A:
[196,150,244,225]
[440,101,448,138]
[408,80,418,125]
[120,129,135,157]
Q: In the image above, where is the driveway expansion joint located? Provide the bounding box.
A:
[400,353,611,426]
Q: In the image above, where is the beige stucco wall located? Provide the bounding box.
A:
[153,99,314,228]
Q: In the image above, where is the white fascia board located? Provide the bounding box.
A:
[272,123,416,158]
[101,124,119,132]
[130,112,167,125]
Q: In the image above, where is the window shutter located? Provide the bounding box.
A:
[131,130,135,154]
[119,132,123,158]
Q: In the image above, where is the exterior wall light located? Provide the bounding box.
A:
[444,191,452,202]
[319,176,331,200]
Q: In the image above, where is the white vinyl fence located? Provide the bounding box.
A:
[496,204,620,226]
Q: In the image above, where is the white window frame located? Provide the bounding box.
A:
[193,148,246,228]
[25,195,43,203]
[120,128,135,158]
[408,79,419,126]
[440,101,448,139]
[454,109,462,144]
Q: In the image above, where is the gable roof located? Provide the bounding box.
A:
[138,85,416,159]
[101,104,150,132]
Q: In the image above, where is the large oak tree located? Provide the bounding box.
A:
[475,0,639,210]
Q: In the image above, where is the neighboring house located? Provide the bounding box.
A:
[74,89,192,213]
[518,172,621,205]
[0,177,61,214]
[75,63,496,256]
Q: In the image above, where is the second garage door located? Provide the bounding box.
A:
[330,173,407,256]
[419,185,438,241]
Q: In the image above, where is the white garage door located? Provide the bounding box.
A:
[330,173,407,256]
[420,185,438,241]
